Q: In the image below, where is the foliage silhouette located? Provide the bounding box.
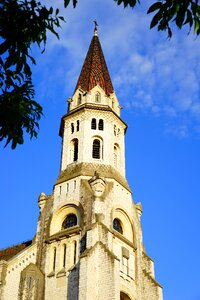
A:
[1,0,199,148]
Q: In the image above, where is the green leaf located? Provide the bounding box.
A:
[147,2,162,14]
[114,0,137,8]
[150,10,163,29]
[115,0,123,5]
[194,17,200,33]
[24,63,31,77]
[58,16,65,21]
[73,0,78,8]
[167,26,172,38]
[64,0,70,8]
[0,40,9,55]
[175,6,187,29]
[183,9,193,26]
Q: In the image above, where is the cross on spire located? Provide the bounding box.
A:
[93,20,98,36]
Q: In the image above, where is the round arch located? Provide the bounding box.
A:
[50,203,82,236]
[91,135,103,160]
[111,206,136,246]
[120,292,133,300]
[114,143,120,168]
[69,138,79,162]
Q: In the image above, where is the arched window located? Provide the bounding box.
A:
[73,241,77,265]
[77,93,82,105]
[70,139,78,162]
[77,120,80,131]
[113,218,123,234]
[114,144,120,168]
[74,139,78,161]
[53,247,56,271]
[92,139,100,159]
[114,125,117,136]
[95,92,101,103]
[98,119,104,130]
[71,123,74,134]
[62,214,77,229]
[62,244,67,268]
[120,292,131,300]
[70,240,77,267]
[91,118,97,130]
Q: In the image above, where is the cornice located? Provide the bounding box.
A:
[59,103,127,137]
[55,162,131,193]
[46,226,81,243]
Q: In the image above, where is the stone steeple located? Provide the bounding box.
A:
[74,30,114,96]
[0,28,163,300]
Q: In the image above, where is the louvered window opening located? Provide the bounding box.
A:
[98,119,104,130]
[92,139,100,159]
[91,118,97,129]
[77,120,80,131]
[71,123,74,134]
[73,140,78,161]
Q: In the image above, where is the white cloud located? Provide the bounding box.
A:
[34,0,200,137]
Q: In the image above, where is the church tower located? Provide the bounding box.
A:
[0,28,163,300]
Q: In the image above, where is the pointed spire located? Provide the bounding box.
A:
[74,27,114,96]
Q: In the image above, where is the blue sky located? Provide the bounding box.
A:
[1,1,200,299]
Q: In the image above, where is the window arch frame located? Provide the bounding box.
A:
[112,207,135,244]
[120,292,132,300]
[49,204,82,236]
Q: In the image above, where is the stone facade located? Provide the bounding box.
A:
[0,29,163,300]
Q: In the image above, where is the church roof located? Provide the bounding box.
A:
[0,240,32,261]
[74,31,114,96]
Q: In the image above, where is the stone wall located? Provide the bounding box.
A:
[1,244,37,300]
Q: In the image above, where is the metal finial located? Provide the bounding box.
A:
[93,20,98,36]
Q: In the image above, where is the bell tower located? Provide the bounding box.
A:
[0,27,163,300]
[40,26,163,300]
[59,26,125,177]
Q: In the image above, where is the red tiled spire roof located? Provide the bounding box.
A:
[0,240,32,261]
[74,32,114,96]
